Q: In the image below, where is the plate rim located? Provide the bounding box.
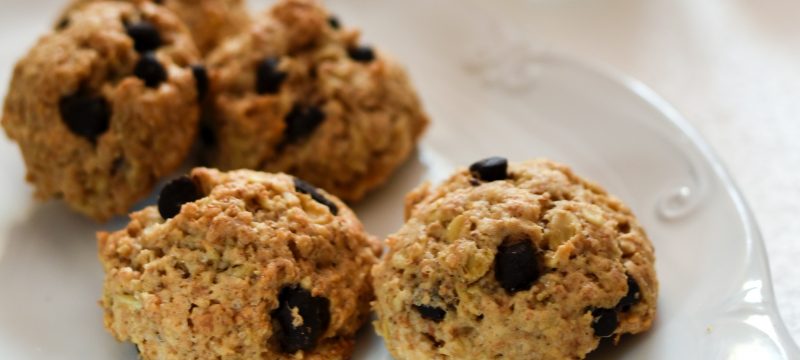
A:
[550,55,800,356]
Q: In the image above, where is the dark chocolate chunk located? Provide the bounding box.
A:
[469,156,508,182]
[284,104,325,143]
[134,52,167,88]
[125,21,162,53]
[110,156,125,176]
[256,57,287,95]
[494,239,539,293]
[414,305,446,323]
[617,276,641,311]
[293,178,338,215]
[158,176,202,219]
[347,45,375,63]
[59,92,110,142]
[191,64,209,101]
[199,122,216,146]
[327,16,341,29]
[591,308,618,338]
[56,17,70,30]
[272,285,331,354]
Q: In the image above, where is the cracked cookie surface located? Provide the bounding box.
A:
[2,1,200,220]
[98,168,381,359]
[372,158,658,360]
[204,0,429,202]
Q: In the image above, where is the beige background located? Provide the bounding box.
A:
[508,0,799,343]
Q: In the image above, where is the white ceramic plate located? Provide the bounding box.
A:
[0,0,798,359]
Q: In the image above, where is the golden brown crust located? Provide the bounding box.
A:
[2,2,200,221]
[98,168,381,359]
[205,0,429,202]
[372,159,658,360]
[60,0,251,55]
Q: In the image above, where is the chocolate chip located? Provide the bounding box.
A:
[199,122,216,146]
[617,221,631,233]
[56,17,70,30]
[272,285,331,354]
[126,21,161,53]
[414,305,446,323]
[59,92,110,142]
[617,276,641,311]
[348,45,375,62]
[256,57,287,95]
[158,176,202,219]
[134,52,167,88]
[294,178,338,215]
[494,239,539,293]
[470,156,508,182]
[191,64,208,101]
[328,16,341,29]
[591,308,618,338]
[110,156,125,176]
[284,104,325,143]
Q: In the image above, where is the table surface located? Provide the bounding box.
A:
[508,0,800,343]
[0,0,797,347]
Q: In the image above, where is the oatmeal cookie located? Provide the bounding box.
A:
[98,167,381,359]
[2,1,201,220]
[372,157,658,359]
[60,0,250,55]
[204,0,429,202]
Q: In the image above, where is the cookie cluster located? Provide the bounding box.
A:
[1,0,428,220]
[98,168,380,359]
[2,1,201,220]
[372,158,658,359]
[1,0,658,359]
[204,0,429,201]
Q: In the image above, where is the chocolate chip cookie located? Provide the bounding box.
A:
[60,0,250,55]
[98,168,381,359]
[204,0,429,202]
[2,2,201,221]
[372,158,658,359]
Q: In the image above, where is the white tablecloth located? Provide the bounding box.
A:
[510,0,800,343]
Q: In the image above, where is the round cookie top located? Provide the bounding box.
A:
[98,168,381,359]
[1,1,201,220]
[59,0,251,55]
[372,158,658,360]
[205,0,429,202]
